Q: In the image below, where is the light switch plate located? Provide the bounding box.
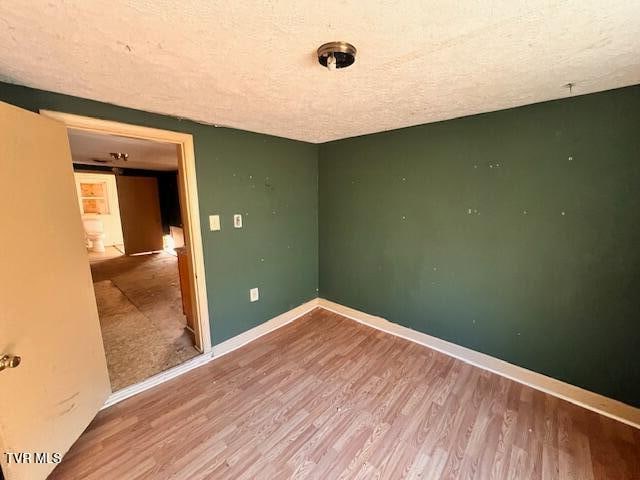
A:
[249,288,259,302]
[209,214,221,231]
[233,214,243,228]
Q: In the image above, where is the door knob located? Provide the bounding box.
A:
[0,354,21,371]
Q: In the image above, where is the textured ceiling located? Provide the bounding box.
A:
[1,1,639,143]
[68,129,178,171]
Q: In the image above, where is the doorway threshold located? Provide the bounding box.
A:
[102,351,214,409]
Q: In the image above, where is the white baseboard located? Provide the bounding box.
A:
[212,298,320,357]
[103,298,319,409]
[317,298,640,429]
[103,296,639,429]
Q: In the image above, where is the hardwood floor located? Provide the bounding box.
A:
[50,308,639,479]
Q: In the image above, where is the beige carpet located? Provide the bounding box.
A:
[91,252,199,391]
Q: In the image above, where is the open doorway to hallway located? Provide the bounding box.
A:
[69,129,199,391]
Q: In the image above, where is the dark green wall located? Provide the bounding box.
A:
[1,82,319,344]
[3,80,638,406]
[319,86,640,407]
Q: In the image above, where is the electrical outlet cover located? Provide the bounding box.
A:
[249,288,259,302]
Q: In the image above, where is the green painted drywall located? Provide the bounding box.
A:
[0,82,318,344]
[319,85,640,407]
[3,80,638,406]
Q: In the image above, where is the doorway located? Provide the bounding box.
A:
[41,110,211,396]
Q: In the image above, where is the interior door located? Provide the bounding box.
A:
[0,101,111,480]
[116,175,164,254]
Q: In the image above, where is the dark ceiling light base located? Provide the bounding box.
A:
[110,152,129,161]
[317,42,357,70]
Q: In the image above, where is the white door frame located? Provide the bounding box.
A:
[40,110,212,405]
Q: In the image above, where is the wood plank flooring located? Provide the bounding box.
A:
[49,308,640,479]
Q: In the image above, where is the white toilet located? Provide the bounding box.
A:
[83,217,106,253]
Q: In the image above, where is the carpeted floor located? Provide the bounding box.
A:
[90,251,199,391]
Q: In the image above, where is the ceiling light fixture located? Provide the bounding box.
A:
[109,152,129,161]
[317,42,357,71]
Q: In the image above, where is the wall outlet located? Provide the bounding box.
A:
[233,214,243,228]
[249,288,259,302]
[209,214,221,231]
